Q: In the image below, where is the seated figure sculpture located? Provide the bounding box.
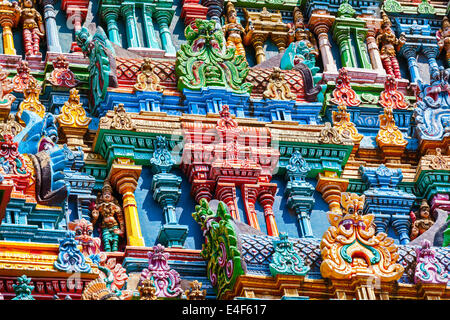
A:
[90,182,125,252]
[410,199,435,241]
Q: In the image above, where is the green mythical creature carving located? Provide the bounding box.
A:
[192,199,245,298]
[175,19,253,94]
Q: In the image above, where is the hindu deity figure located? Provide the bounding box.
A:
[287,7,318,58]
[19,0,45,57]
[410,199,434,241]
[437,17,450,67]
[222,2,253,60]
[90,182,125,252]
[376,11,406,79]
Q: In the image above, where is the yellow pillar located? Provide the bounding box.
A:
[2,23,15,55]
[315,171,349,214]
[0,3,20,55]
[109,159,145,247]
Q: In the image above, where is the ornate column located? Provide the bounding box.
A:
[334,27,357,68]
[155,9,176,55]
[121,3,141,48]
[61,0,89,52]
[0,1,20,55]
[200,0,223,26]
[150,136,188,248]
[315,171,349,214]
[142,4,161,49]
[251,34,268,65]
[309,11,337,73]
[400,46,420,84]
[215,183,239,220]
[241,184,261,231]
[181,0,208,27]
[285,151,315,238]
[422,46,440,75]
[100,5,121,45]
[258,183,279,237]
[361,16,385,73]
[108,158,145,247]
[40,0,62,53]
[355,29,372,70]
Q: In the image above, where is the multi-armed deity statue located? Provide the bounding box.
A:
[90,182,125,252]
[18,0,45,57]
[376,11,406,79]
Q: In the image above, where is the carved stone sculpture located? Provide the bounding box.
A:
[410,199,435,241]
[222,2,252,60]
[376,12,406,79]
[18,0,45,57]
[90,181,125,252]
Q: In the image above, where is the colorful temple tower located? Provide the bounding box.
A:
[0,0,447,301]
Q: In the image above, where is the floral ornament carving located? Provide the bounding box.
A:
[192,199,244,298]
[428,148,450,170]
[138,278,157,300]
[134,58,163,92]
[318,122,344,144]
[150,136,174,174]
[94,253,131,299]
[379,75,408,110]
[82,278,120,300]
[263,67,297,100]
[108,103,135,131]
[68,218,101,256]
[185,280,206,300]
[332,103,363,144]
[330,68,361,107]
[48,54,79,88]
[320,192,404,282]
[414,66,450,141]
[0,66,16,114]
[176,19,252,94]
[286,150,309,178]
[269,233,310,277]
[13,59,36,93]
[0,114,22,137]
[17,77,45,120]
[12,275,34,300]
[0,134,29,177]
[53,231,92,273]
[414,240,448,285]
[57,88,91,128]
[376,105,408,151]
[139,244,183,298]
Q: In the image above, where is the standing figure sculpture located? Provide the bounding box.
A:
[376,12,406,79]
[288,7,319,58]
[437,16,450,67]
[19,0,45,57]
[222,2,253,60]
[90,182,125,252]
